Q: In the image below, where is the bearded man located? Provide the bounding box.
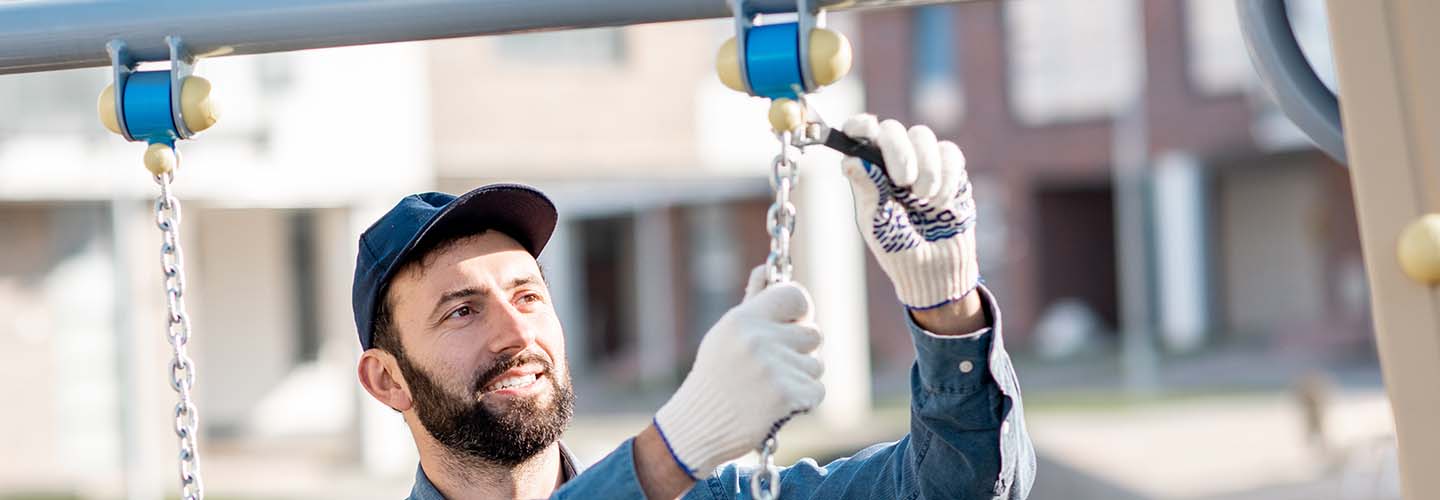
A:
[352,116,1035,499]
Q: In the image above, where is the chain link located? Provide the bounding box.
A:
[764,131,800,285]
[752,130,801,500]
[153,171,204,500]
[750,435,782,499]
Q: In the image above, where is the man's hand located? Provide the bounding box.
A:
[840,115,986,334]
[650,270,825,483]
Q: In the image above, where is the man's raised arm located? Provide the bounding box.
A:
[840,114,1034,498]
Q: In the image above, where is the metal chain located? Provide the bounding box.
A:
[764,131,800,285]
[153,170,204,500]
[752,130,800,500]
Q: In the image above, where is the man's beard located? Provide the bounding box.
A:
[396,350,575,466]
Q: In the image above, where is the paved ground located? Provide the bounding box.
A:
[11,346,1398,500]
[1025,389,1396,499]
[186,343,1399,500]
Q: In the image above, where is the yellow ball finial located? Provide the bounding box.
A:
[716,37,747,92]
[144,143,178,177]
[808,28,853,87]
[769,98,804,133]
[98,84,122,135]
[1398,214,1440,285]
[180,76,219,134]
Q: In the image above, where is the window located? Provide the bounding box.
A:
[1184,0,1335,96]
[1004,0,1142,125]
[288,210,321,363]
[1184,0,1253,95]
[911,5,964,130]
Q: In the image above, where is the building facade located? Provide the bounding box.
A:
[857,0,1371,366]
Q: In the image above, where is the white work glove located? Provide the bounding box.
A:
[840,114,981,310]
[654,266,825,479]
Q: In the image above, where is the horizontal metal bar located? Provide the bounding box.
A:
[0,0,961,75]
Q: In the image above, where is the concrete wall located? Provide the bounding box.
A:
[427,23,718,180]
[191,208,299,432]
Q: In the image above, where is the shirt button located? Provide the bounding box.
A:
[958,360,975,373]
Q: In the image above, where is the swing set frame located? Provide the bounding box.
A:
[2,0,1439,498]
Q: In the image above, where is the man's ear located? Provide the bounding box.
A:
[358,349,414,412]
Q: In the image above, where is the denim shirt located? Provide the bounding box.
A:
[411,286,1035,499]
[407,443,579,500]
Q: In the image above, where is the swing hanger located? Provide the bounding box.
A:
[715,0,888,169]
[98,35,219,178]
[714,3,898,498]
[96,34,218,500]
[720,0,831,100]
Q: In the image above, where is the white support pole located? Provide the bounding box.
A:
[1152,152,1210,353]
[111,197,163,500]
[794,143,872,430]
[1111,2,1160,394]
[634,208,679,386]
[540,219,590,380]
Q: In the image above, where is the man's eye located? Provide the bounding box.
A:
[520,293,543,304]
[447,306,473,319]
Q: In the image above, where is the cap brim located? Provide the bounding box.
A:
[409,184,557,260]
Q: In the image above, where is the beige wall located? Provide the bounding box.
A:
[0,202,174,496]
[191,208,299,431]
[0,204,67,487]
[428,22,721,179]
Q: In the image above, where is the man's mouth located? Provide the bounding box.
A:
[480,364,546,395]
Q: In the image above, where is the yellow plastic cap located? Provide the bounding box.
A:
[808,28,853,87]
[144,143,178,177]
[180,76,219,134]
[716,37,747,92]
[98,84,122,135]
[769,98,804,133]
[1398,214,1440,285]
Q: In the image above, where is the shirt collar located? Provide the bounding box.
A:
[409,443,580,500]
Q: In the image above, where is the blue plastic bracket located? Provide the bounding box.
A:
[730,0,824,99]
[123,71,178,146]
[105,35,196,146]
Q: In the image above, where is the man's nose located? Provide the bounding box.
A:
[486,301,539,354]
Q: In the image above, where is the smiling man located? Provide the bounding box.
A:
[352,116,1034,499]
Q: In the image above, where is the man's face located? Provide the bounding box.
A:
[385,231,574,464]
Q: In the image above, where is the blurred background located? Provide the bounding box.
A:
[0,0,1399,499]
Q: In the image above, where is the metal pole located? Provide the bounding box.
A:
[112,196,161,500]
[1111,0,1159,396]
[0,0,968,75]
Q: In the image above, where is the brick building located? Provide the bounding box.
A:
[857,0,1371,362]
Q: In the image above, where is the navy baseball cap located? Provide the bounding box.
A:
[351,183,557,350]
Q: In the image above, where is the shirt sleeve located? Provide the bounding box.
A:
[685,285,1035,499]
[906,285,1035,499]
[550,439,648,500]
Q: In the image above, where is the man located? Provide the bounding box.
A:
[353,115,1035,499]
